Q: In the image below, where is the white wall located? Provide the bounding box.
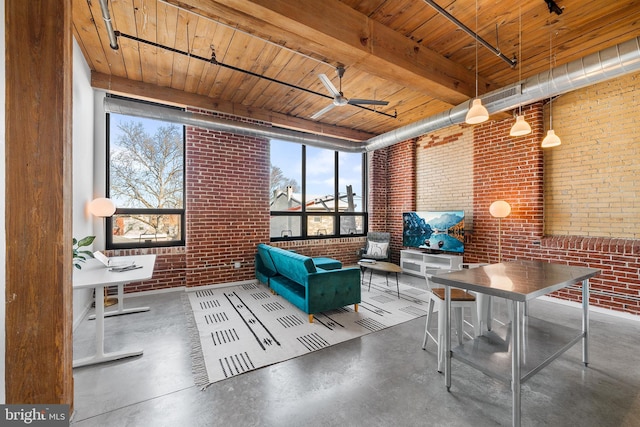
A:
[72,39,98,327]
[1,0,7,405]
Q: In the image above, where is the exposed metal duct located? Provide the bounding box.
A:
[104,36,640,154]
[98,0,119,50]
[364,36,640,152]
[103,97,363,153]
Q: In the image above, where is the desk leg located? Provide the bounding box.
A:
[512,301,522,427]
[89,283,151,320]
[73,284,143,368]
[445,285,452,391]
[582,279,590,366]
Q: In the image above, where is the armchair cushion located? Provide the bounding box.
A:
[365,241,389,259]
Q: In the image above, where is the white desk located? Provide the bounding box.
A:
[431,260,600,427]
[73,254,156,368]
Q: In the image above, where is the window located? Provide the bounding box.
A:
[105,98,185,249]
[270,139,367,240]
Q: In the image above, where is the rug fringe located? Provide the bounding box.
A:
[181,293,213,390]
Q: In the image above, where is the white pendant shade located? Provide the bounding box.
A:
[510,115,532,136]
[541,129,561,148]
[89,197,116,217]
[465,98,489,124]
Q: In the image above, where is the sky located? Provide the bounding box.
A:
[271,139,362,197]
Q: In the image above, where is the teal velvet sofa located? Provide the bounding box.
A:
[255,244,361,322]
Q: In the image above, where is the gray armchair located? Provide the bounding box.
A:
[360,232,391,262]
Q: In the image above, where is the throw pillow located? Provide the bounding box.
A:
[366,241,389,259]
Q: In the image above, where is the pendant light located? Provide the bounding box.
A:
[542,31,561,148]
[510,6,531,136]
[465,0,489,125]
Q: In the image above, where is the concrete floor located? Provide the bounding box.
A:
[71,274,640,427]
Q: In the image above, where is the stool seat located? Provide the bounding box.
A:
[431,288,476,301]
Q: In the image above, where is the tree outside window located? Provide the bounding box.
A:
[106,107,185,249]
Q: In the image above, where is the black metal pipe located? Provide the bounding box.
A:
[422,0,516,68]
[115,31,397,119]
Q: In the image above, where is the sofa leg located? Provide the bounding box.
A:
[309,314,314,323]
[354,303,359,313]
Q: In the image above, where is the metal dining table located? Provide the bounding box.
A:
[431,260,601,427]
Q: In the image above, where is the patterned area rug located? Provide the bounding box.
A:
[184,277,430,388]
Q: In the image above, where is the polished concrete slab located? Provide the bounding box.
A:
[71,274,640,426]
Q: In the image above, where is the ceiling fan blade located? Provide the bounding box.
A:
[310,103,336,120]
[317,74,341,98]
[347,99,389,106]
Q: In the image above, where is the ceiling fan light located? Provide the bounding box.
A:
[541,129,562,148]
[510,115,532,136]
[465,99,489,124]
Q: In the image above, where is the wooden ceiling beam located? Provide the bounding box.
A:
[164,0,497,105]
[91,72,375,141]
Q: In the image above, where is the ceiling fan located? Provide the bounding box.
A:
[311,66,389,119]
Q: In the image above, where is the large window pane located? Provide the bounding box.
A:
[338,152,364,213]
[109,114,183,209]
[270,216,301,238]
[340,215,364,235]
[306,146,336,212]
[107,102,185,249]
[307,215,334,236]
[270,140,302,212]
[269,138,367,240]
[112,213,182,244]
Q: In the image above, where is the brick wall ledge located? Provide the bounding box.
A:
[541,235,640,254]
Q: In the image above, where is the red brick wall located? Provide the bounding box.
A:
[184,109,271,288]
[388,139,416,263]
[412,101,640,316]
[465,103,545,265]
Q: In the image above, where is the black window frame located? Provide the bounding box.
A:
[105,95,186,250]
[270,144,368,242]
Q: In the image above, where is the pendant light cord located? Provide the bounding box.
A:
[475,0,479,98]
[548,31,553,129]
[518,6,523,116]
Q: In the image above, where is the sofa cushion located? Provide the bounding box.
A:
[313,257,342,271]
[268,246,316,285]
[256,243,278,277]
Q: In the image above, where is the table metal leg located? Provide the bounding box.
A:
[368,269,373,292]
[445,285,452,391]
[73,284,144,368]
[512,300,522,427]
[582,278,590,366]
[89,283,150,320]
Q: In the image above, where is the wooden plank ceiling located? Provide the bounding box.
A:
[73,0,640,141]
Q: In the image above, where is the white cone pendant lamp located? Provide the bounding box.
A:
[542,129,561,147]
[465,0,489,125]
[510,7,531,137]
[466,99,489,124]
[510,115,532,136]
[542,32,561,148]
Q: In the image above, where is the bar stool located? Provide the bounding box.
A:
[422,271,480,372]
